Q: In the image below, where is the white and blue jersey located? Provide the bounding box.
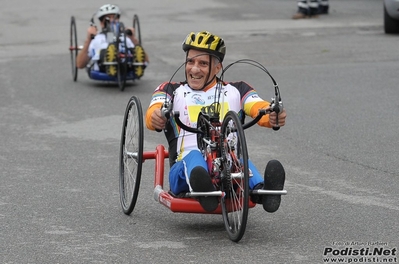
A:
[87,32,134,71]
[148,79,269,194]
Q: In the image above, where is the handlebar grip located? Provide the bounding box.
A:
[273,114,280,131]
[272,105,280,131]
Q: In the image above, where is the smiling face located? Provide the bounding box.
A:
[185,49,222,90]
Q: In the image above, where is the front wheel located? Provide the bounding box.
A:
[70,16,78,81]
[117,22,128,91]
[119,96,143,215]
[133,14,142,45]
[220,111,249,242]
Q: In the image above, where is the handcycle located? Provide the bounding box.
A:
[118,59,287,242]
[69,14,146,91]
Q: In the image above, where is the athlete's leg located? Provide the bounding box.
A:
[169,150,207,194]
[248,160,263,190]
[250,160,286,213]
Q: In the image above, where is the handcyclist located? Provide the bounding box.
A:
[145,31,286,213]
[76,4,149,76]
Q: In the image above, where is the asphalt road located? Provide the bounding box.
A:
[1,0,398,263]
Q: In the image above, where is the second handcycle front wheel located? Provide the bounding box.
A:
[220,111,250,242]
[119,95,143,215]
[133,14,141,45]
[70,16,78,81]
[117,22,128,91]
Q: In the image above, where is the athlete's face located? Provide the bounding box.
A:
[185,49,221,90]
[100,14,119,28]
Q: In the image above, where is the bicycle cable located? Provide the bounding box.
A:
[221,59,281,104]
[161,56,282,129]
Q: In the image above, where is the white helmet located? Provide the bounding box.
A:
[96,4,121,20]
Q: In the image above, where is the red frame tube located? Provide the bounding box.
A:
[144,144,255,214]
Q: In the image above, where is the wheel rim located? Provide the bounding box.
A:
[70,16,78,81]
[119,96,143,214]
[220,111,249,242]
[117,23,127,91]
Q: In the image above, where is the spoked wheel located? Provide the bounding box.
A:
[117,23,128,91]
[70,16,78,81]
[132,14,146,79]
[133,14,141,45]
[220,111,249,242]
[119,95,143,215]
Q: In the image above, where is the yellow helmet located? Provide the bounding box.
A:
[182,31,226,62]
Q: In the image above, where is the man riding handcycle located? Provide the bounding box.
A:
[73,4,149,90]
[120,31,287,242]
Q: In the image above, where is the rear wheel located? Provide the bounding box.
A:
[220,111,249,242]
[70,16,78,81]
[133,14,142,45]
[119,96,143,215]
[117,23,128,91]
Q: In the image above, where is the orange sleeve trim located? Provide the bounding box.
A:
[249,101,272,128]
[145,102,163,130]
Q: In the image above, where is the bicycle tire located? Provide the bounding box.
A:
[119,95,144,215]
[220,111,249,242]
[117,22,128,91]
[70,16,78,81]
[133,14,142,45]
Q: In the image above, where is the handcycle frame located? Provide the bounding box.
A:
[69,14,144,91]
[119,59,288,242]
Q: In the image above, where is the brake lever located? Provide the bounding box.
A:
[161,102,172,119]
[154,102,173,132]
[89,17,97,39]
